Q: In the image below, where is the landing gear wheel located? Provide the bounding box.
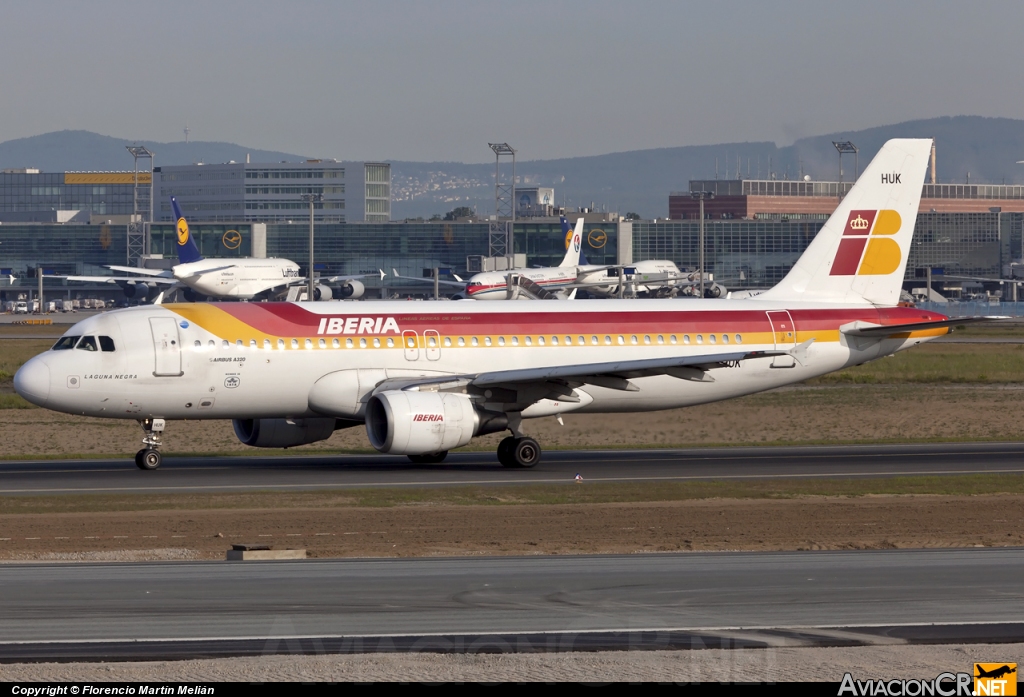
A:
[407,451,448,464]
[512,437,541,468]
[497,436,518,468]
[136,448,162,470]
[499,437,541,468]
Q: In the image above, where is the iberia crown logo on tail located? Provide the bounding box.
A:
[829,209,902,276]
[177,218,190,246]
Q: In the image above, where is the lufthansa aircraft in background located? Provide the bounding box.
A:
[68,197,377,302]
[16,139,998,471]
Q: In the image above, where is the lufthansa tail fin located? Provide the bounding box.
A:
[171,197,203,265]
[558,217,585,268]
[756,139,932,306]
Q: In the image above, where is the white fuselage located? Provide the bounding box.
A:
[172,258,301,299]
[14,299,946,424]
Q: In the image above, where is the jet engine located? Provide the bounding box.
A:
[121,281,149,299]
[365,391,507,455]
[232,417,337,448]
[312,284,333,301]
[704,282,726,298]
[336,280,364,299]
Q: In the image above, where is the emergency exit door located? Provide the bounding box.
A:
[765,311,796,368]
[150,317,183,376]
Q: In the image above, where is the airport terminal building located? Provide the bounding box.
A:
[2,165,1023,304]
[152,161,391,224]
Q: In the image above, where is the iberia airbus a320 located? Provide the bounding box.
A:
[15,139,986,470]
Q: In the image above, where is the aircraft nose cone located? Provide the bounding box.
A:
[14,357,50,406]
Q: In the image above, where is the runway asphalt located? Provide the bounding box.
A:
[1,442,1023,495]
[0,548,1021,660]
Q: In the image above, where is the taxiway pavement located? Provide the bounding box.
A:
[1,442,1023,495]
[0,548,1021,660]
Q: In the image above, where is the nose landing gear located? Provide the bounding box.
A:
[135,418,165,470]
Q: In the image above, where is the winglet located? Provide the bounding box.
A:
[170,197,203,265]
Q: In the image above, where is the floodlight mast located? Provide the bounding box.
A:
[832,141,858,189]
[125,145,154,266]
[489,143,516,269]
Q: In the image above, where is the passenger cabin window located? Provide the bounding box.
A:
[76,336,98,352]
[52,336,80,351]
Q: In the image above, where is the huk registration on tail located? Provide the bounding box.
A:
[15,139,987,470]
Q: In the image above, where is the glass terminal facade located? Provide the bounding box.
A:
[153,162,390,224]
[631,213,1012,287]
[0,171,149,220]
[0,215,1014,301]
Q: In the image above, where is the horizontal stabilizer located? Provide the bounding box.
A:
[840,316,1008,337]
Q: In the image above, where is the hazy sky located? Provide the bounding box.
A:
[2,0,1022,162]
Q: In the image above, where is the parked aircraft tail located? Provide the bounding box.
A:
[558,217,585,268]
[171,196,204,265]
[756,139,932,306]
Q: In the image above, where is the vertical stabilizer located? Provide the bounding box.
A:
[171,196,204,265]
[558,217,585,268]
[756,139,932,305]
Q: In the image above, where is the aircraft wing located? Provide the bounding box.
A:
[840,316,1008,337]
[106,265,173,278]
[320,270,387,283]
[65,275,178,285]
[471,350,784,386]
[390,268,468,288]
[571,266,690,287]
[173,265,236,278]
[375,349,790,398]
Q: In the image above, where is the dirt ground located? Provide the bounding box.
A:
[3,385,1024,459]
[1,495,1021,561]
[2,643,1019,682]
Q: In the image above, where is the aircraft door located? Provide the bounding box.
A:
[765,311,796,368]
[402,330,419,361]
[150,317,183,376]
[424,330,441,361]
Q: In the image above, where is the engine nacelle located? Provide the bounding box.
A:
[337,280,364,299]
[365,391,506,455]
[312,284,333,301]
[232,417,337,448]
[122,281,149,299]
[704,282,726,298]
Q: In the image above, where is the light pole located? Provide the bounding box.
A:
[832,141,858,189]
[300,193,323,301]
[690,191,714,297]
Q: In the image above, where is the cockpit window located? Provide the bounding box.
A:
[99,336,115,352]
[75,336,98,352]
[52,336,80,351]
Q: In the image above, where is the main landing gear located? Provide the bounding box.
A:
[135,418,165,470]
[496,413,541,468]
[497,436,541,468]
